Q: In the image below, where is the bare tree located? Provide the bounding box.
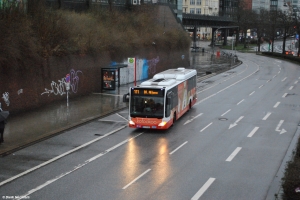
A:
[242,10,256,48]
[277,10,294,54]
[268,9,279,53]
[292,9,300,56]
[251,9,270,52]
[231,0,254,48]
[257,9,277,53]
[108,0,113,12]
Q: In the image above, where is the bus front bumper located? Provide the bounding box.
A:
[128,120,172,129]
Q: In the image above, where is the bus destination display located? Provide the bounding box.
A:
[131,88,164,96]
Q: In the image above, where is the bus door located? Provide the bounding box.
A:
[166,91,173,118]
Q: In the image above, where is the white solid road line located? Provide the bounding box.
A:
[123,169,151,189]
[197,64,249,95]
[262,112,272,120]
[98,120,127,123]
[247,127,259,138]
[116,113,129,121]
[92,92,123,97]
[274,102,280,108]
[191,178,216,200]
[226,147,242,162]
[184,113,203,125]
[169,141,188,155]
[195,64,259,105]
[16,133,144,199]
[200,122,213,132]
[0,125,128,187]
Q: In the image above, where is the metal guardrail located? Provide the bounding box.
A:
[221,51,236,58]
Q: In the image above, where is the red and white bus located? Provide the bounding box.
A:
[123,67,197,129]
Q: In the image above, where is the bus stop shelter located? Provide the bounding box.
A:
[101,64,127,91]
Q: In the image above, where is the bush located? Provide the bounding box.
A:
[262,52,300,64]
[281,136,300,200]
[0,5,40,72]
[0,3,190,67]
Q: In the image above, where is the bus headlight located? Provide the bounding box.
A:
[158,121,167,127]
[129,120,135,125]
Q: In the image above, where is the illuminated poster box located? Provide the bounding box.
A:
[102,68,116,90]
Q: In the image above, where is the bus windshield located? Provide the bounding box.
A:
[130,96,164,118]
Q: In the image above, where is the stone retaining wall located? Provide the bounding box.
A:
[0,49,189,114]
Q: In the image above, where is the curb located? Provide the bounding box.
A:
[265,126,300,200]
[0,62,242,157]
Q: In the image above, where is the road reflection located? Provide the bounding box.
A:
[122,138,141,183]
[121,136,171,188]
[152,137,171,186]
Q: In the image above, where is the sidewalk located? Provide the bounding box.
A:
[0,47,226,157]
[0,83,132,157]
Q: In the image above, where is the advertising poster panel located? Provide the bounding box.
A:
[102,68,116,90]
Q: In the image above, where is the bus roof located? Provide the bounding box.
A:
[138,68,196,88]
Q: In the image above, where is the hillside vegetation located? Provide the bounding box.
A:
[0,3,190,71]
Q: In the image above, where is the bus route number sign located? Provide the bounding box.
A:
[143,90,158,95]
[132,89,164,96]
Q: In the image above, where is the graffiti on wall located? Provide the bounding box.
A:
[41,69,83,96]
[69,69,82,93]
[0,89,23,107]
[2,92,9,106]
[17,89,23,95]
[119,56,161,85]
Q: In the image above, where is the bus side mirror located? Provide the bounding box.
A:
[123,93,129,102]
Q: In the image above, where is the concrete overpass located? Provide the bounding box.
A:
[181,13,238,49]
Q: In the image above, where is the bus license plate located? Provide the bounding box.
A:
[143,126,150,128]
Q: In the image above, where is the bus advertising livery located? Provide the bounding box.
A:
[123,67,197,129]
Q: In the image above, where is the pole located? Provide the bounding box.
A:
[65,74,70,107]
[232,36,235,54]
[134,57,136,86]
[67,91,69,107]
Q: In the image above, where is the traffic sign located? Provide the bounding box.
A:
[66,74,70,83]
